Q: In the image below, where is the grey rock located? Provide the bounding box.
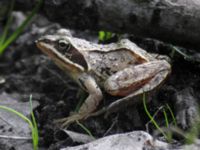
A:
[175,87,199,129]
[61,131,170,150]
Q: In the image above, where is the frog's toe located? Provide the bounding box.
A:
[54,114,84,128]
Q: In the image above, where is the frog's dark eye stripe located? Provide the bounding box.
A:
[78,78,87,91]
[43,39,51,43]
[58,40,71,52]
[37,38,51,44]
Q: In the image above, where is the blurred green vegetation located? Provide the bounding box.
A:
[98,31,114,42]
[0,0,42,55]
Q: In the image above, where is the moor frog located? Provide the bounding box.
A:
[36,29,171,127]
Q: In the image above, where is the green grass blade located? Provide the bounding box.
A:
[163,108,169,128]
[98,31,105,41]
[98,31,113,41]
[0,0,15,46]
[76,120,94,138]
[142,93,167,138]
[105,32,112,40]
[0,97,39,150]
[0,0,43,54]
[0,105,34,131]
[166,104,177,126]
[29,95,39,150]
[163,107,173,141]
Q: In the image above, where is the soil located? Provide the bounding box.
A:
[0,14,200,150]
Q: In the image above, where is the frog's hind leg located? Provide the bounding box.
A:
[97,60,171,116]
[104,60,171,97]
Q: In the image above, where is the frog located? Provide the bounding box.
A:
[36,29,171,127]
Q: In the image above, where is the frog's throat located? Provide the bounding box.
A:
[37,42,85,73]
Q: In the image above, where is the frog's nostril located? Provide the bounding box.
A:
[36,37,44,43]
[37,38,51,44]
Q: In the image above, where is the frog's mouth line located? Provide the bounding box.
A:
[36,41,85,73]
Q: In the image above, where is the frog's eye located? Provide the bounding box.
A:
[58,40,71,51]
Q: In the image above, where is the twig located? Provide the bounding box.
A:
[0,134,32,140]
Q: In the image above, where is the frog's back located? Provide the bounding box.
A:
[69,37,152,83]
[69,37,153,61]
[85,49,144,83]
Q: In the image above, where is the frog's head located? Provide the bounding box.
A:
[36,29,88,74]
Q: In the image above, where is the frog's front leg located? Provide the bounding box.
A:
[104,60,171,98]
[56,73,103,128]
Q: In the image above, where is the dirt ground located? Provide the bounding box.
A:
[0,14,200,149]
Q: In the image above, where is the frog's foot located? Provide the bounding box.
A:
[54,113,87,128]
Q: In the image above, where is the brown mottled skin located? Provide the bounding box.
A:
[36,29,171,127]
